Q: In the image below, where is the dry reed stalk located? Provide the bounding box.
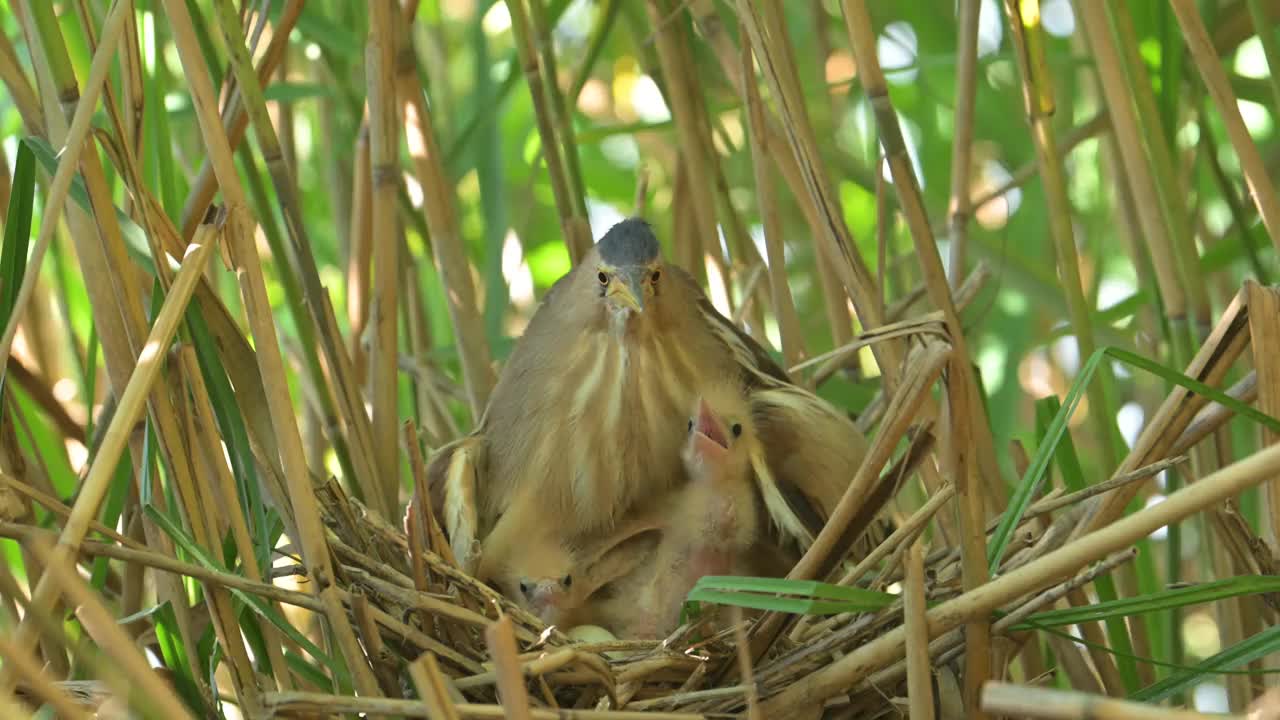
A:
[0,634,91,720]
[265,690,709,718]
[761,435,1280,713]
[1106,4,1208,329]
[179,345,296,692]
[0,0,128,374]
[1079,286,1250,533]
[368,0,403,515]
[980,681,1242,719]
[348,121,374,380]
[740,32,805,368]
[28,537,196,720]
[399,38,496,422]
[410,653,465,720]
[746,340,950,663]
[644,0,733,312]
[507,0,591,264]
[1170,0,1280,246]
[2,231,213,665]
[1003,0,1116,472]
[1245,281,1280,550]
[903,536,933,720]
[177,0,303,240]
[732,1,890,368]
[947,0,982,284]
[1074,0,1186,325]
[839,1,999,712]
[0,522,325,609]
[159,0,383,697]
[486,616,534,720]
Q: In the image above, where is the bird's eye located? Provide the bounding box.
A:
[731,423,743,438]
[597,271,609,285]
[651,270,661,283]
[562,575,573,588]
[519,581,532,595]
[687,419,694,433]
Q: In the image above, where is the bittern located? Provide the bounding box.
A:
[425,217,870,567]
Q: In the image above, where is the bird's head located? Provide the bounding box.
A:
[517,573,574,623]
[682,382,754,480]
[592,217,663,323]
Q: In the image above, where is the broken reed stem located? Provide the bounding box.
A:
[1170,0,1280,247]
[0,0,129,379]
[368,0,403,516]
[760,435,1280,713]
[839,1,997,714]
[903,537,933,720]
[3,232,215,668]
[159,0,383,698]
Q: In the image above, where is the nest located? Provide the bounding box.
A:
[307,472,964,718]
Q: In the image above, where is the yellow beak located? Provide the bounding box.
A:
[607,280,643,312]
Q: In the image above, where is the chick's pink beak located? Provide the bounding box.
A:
[691,398,729,461]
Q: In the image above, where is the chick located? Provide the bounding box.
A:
[474,509,661,629]
[590,385,764,639]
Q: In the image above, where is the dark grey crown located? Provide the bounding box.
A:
[597,217,660,266]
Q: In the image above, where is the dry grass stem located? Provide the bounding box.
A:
[981,681,1244,719]
[903,536,933,720]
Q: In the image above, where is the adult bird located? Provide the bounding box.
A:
[424,217,870,570]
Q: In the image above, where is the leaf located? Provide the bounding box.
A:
[1011,576,1280,630]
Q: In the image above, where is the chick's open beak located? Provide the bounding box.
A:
[691,398,730,461]
[606,270,645,313]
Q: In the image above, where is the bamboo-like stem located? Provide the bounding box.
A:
[507,0,590,264]
[1170,0,1280,246]
[903,536,933,720]
[947,0,981,284]
[741,32,805,368]
[399,35,496,421]
[159,0,383,697]
[0,0,129,380]
[838,1,997,713]
[368,0,404,515]
[3,232,213,669]
[761,437,1280,712]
